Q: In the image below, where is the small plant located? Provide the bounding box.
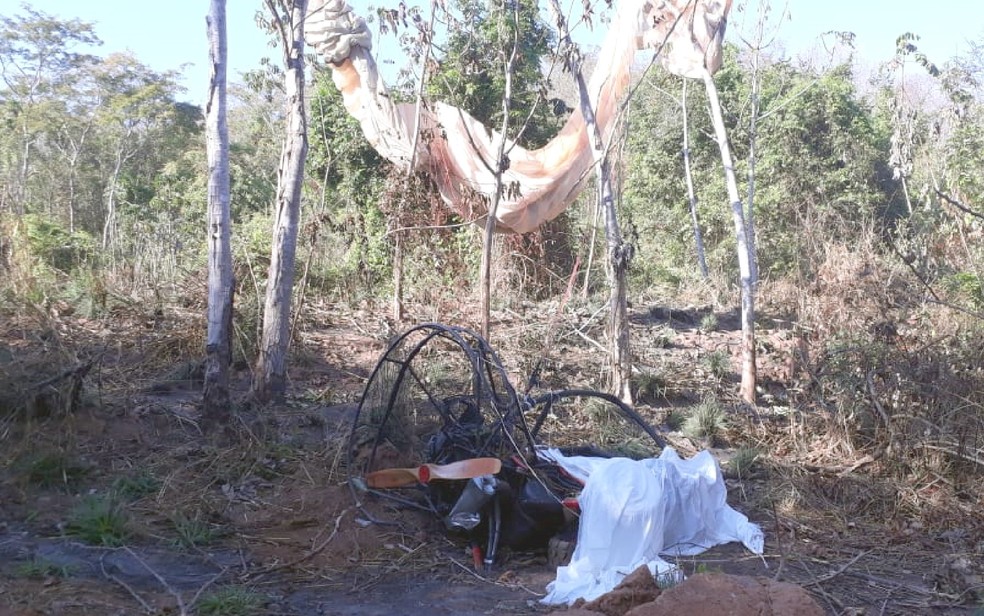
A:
[171,512,218,548]
[653,326,675,348]
[699,312,719,332]
[196,586,266,616]
[585,397,616,426]
[15,558,73,579]
[728,446,760,478]
[112,470,161,500]
[610,437,658,460]
[65,494,131,546]
[19,451,88,488]
[700,349,731,380]
[656,566,685,589]
[663,408,686,431]
[682,397,727,440]
[632,371,667,402]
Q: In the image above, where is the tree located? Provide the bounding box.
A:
[681,79,709,279]
[546,0,633,402]
[253,0,309,402]
[429,0,559,149]
[0,5,100,214]
[91,52,183,254]
[426,0,564,337]
[203,0,235,428]
[702,69,757,404]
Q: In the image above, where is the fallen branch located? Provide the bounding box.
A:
[187,567,228,611]
[100,551,153,614]
[802,549,872,588]
[918,442,984,469]
[124,546,187,614]
[33,361,92,391]
[245,507,350,581]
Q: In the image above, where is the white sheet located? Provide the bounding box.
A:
[538,447,764,605]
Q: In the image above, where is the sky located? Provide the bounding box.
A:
[4,0,981,106]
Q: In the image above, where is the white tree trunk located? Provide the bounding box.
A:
[745,42,761,285]
[254,0,309,402]
[102,151,123,252]
[682,79,709,279]
[204,0,234,427]
[703,72,756,405]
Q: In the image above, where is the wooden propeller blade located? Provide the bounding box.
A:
[365,458,502,489]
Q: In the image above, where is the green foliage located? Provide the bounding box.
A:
[22,214,94,272]
[196,586,266,616]
[623,46,895,287]
[663,408,686,431]
[65,494,131,546]
[944,271,984,308]
[306,72,392,296]
[946,105,984,209]
[428,0,560,148]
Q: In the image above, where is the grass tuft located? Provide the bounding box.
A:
[171,512,219,548]
[728,446,760,478]
[15,558,73,579]
[700,350,731,380]
[65,494,131,546]
[699,312,719,332]
[196,586,266,616]
[18,451,88,488]
[112,470,161,500]
[682,397,727,440]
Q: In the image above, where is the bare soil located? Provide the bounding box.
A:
[1,298,981,615]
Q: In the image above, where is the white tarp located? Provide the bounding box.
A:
[539,447,765,605]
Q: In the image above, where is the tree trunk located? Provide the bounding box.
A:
[681,79,709,280]
[745,42,761,285]
[392,231,404,321]
[253,0,309,402]
[548,0,632,403]
[480,11,517,341]
[102,151,123,252]
[703,72,756,405]
[203,0,234,429]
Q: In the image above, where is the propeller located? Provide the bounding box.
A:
[365,457,502,488]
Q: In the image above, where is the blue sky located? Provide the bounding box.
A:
[5,0,981,105]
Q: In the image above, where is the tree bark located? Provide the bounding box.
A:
[745,36,762,285]
[703,72,756,405]
[681,79,709,279]
[392,231,404,321]
[203,0,234,428]
[548,0,633,403]
[253,0,309,402]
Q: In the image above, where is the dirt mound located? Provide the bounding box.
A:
[571,565,661,616]
[548,572,823,616]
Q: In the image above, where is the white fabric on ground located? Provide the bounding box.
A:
[539,447,764,605]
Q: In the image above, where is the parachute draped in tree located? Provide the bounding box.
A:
[304,0,732,233]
